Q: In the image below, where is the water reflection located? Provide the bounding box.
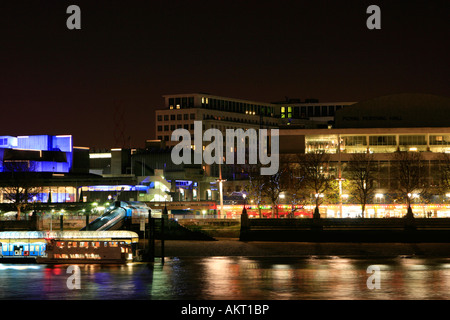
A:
[2,257,450,299]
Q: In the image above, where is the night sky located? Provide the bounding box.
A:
[1,0,449,149]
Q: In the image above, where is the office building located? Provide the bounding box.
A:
[155,93,356,147]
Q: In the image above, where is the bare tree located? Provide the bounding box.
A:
[261,166,287,218]
[0,161,40,219]
[280,154,314,218]
[297,151,333,219]
[438,153,450,198]
[243,163,265,218]
[283,164,307,218]
[345,153,377,218]
[390,151,429,218]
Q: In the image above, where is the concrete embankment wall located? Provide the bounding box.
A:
[239,217,450,242]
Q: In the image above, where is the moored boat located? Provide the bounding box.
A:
[36,238,134,264]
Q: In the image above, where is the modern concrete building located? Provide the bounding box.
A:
[275,92,450,219]
[0,135,74,173]
[154,93,355,188]
[155,93,356,147]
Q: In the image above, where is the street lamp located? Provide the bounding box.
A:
[336,177,346,218]
[60,209,64,231]
[32,196,37,217]
[50,209,55,231]
[216,178,226,218]
[242,193,247,210]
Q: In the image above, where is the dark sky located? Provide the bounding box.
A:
[1,0,449,149]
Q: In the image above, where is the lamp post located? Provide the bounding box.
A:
[32,196,37,221]
[216,164,226,219]
[241,193,249,235]
[279,193,285,218]
[50,209,55,231]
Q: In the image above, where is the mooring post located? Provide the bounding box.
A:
[239,206,249,241]
[404,206,416,232]
[60,214,64,231]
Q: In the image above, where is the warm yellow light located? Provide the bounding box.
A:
[89,153,111,159]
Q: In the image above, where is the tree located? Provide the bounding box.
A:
[438,153,450,198]
[261,166,287,218]
[345,153,377,218]
[390,151,429,218]
[283,163,307,218]
[280,155,314,218]
[243,163,265,218]
[0,161,40,219]
[297,151,333,219]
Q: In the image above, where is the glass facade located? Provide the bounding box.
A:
[429,135,450,153]
[306,133,450,154]
[342,136,367,153]
[305,135,338,153]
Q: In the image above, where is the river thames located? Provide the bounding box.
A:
[2,256,450,300]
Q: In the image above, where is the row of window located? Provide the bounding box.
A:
[57,241,123,249]
[157,113,279,132]
[281,105,345,119]
[53,253,101,259]
[166,96,350,119]
[168,97,195,109]
[342,135,450,146]
[203,115,278,126]
[157,113,196,122]
[201,98,275,116]
[158,124,195,132]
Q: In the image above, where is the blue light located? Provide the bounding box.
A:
[0,135,73,173]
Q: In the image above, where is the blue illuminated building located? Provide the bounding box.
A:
[0,135,73,173]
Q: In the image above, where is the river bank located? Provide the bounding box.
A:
[140,238,450,258]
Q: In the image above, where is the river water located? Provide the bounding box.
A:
[1,256,450,300]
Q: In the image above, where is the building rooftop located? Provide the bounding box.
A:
[335,93,450,128]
